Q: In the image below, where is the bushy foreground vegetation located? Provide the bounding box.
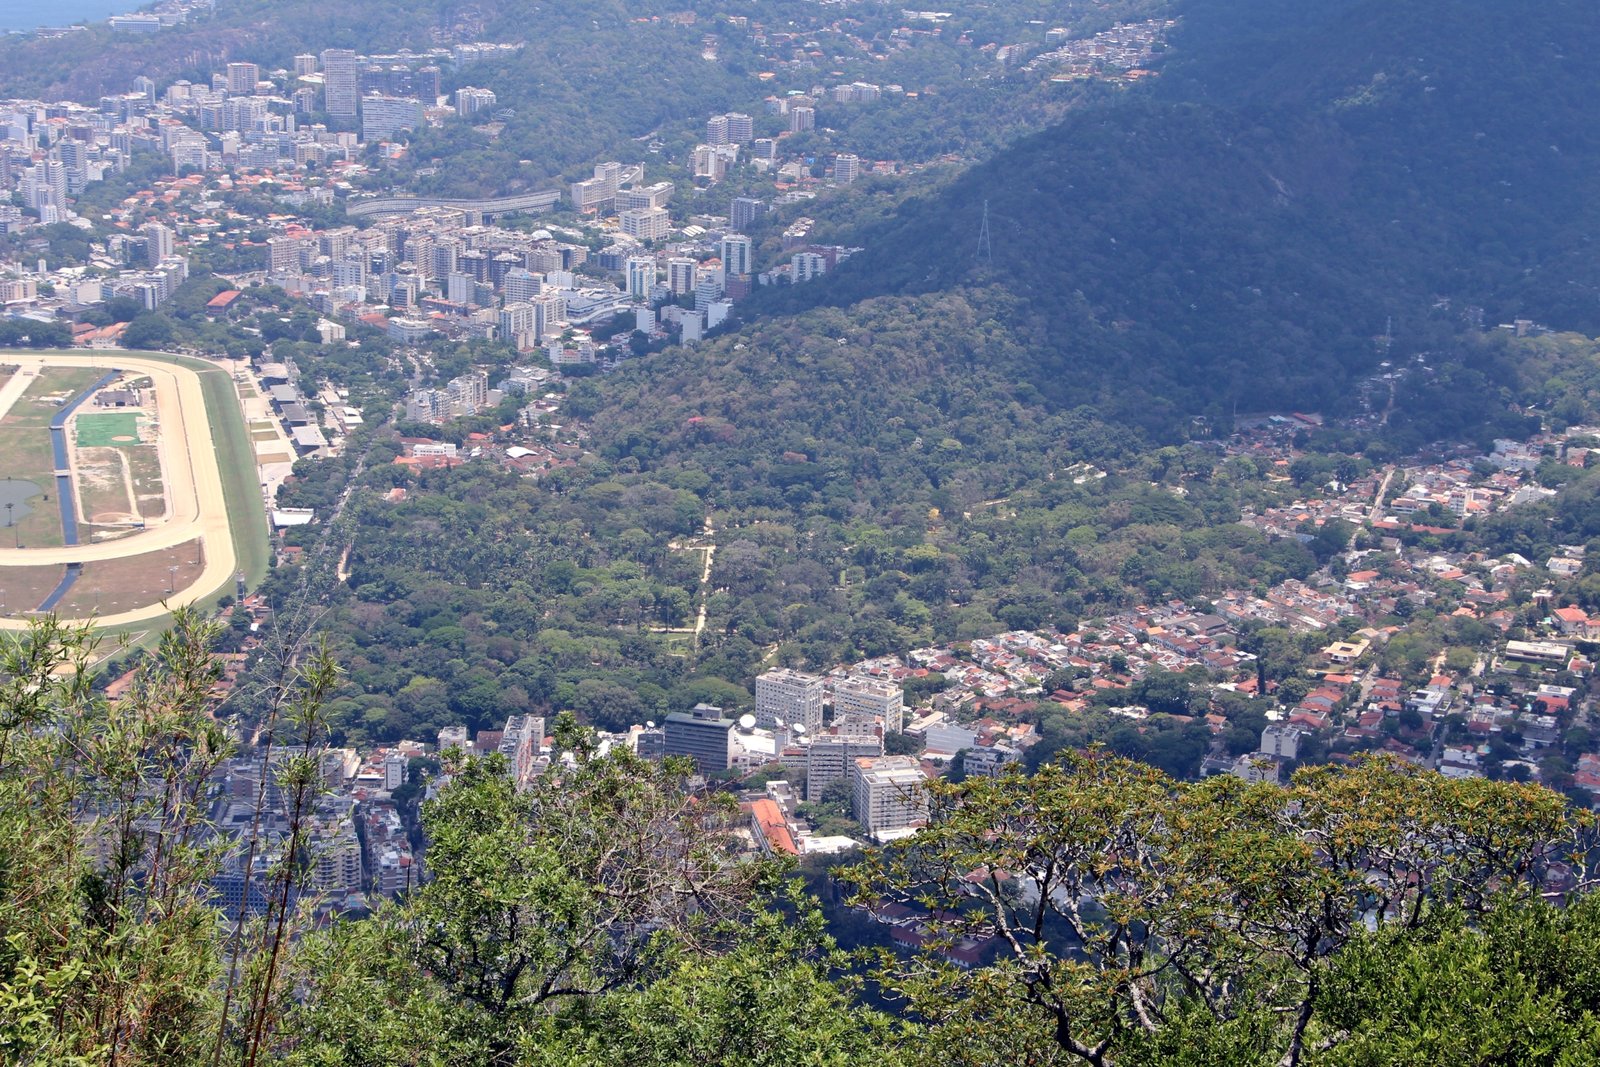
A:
[6,616,1600,1066]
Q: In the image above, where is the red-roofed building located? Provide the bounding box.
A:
[746,798,798,856]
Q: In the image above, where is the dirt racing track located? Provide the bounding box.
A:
[0,353,240,629]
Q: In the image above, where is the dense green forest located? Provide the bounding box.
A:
[753,0,1600,421]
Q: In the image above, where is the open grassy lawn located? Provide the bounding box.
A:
[75,411,141,447]
[189,357,268,591]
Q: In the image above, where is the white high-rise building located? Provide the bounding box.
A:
[625,255,656,301]
[833,152,861,184]
[792,251,827,283]
[755,669,825,732]
[455,86,498,118]
[503,267,541,303]
[804,733,882,801]
[724,112,754,143]
[620,206,670,241]
[831,674,905,733]
[320,49,359,118]
[851,756,928,836]
[142,222,174,269]
[531,292,566,342]
[499,301,537,347]
[666,257,698,295]
[720,234,752,279]
[361,94,422,142]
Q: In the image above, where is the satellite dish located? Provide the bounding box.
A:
[739,713,757,731]
[645,721,656,729]
[792,723,808,738]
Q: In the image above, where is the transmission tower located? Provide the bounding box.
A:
[977,200,993,268]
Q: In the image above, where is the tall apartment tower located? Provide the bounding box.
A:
[724,112,754,143]
[293,54,319,77]
[503,267,541,303]
[730,197,767,232]
[665,256,698,295]
[706,114,730,145]
[720,234,752,279]
[851,756,929,835]
[755,669,825,732]
[142,221,174,268]
[804,733,882,801]
[790,106,815,133]
[625,255,656,301]
[831,674,905,733]
[225,62,260,94]
[833,152,861,184]
[320,49,359,118]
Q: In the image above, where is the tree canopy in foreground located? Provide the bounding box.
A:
[4,616,1600,1066]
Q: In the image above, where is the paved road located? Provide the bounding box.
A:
[0,363,37,422]
[0,353,241,629]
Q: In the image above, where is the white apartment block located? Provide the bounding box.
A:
[831,674,905,733]
[620,206,671,241]
[804,733,883,801]
[756,668,825,732]
[851,756,928,836]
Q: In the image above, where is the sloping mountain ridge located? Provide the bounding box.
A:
[743,0,1600,425]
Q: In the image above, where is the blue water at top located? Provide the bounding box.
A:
[0,0,145,32]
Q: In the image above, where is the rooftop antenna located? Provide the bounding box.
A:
[977,200,992,269]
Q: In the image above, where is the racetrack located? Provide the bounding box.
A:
[0,353,241,629]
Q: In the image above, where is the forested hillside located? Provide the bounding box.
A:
[754,0,1600,422]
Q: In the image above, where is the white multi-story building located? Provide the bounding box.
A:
[666,256,698,295]
[503,267,541,302]
[320,49,359,118]
[833,152,861,184]
[805,733,883,801]
[455,86,498,117]
[500,301,538,348]
[616,182,674,211]
[620,206,670,241]
[851,756,928,836]
[831,674,905,733]
[360,94,422,142]
[724,111,754,143]
[626,255,657,301]
[721,234,752,279]
[226,62,260,94]
[756,669,825,732]
[792,251,827,283]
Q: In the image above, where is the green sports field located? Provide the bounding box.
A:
[75,412,140,447]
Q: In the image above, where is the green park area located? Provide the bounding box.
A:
[75,412,141,447]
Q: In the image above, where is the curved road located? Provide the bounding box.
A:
[0,353,241,630]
